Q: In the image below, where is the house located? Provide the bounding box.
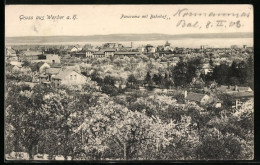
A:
[38,62,51,73]
[157,45,164,51]
[10,65,22,72]
[62,64,81,73]
[93,51,105,58]
[70,45,82,53]
[18,51,43,62]
[145,44,156,54]
[217,85,253,109]
[52,70,87,87]
[138,47,145,53]
[44,54,61,64]
[6,48,18,61]
[103,43,121,49]
[164,41,173,51]
[39,67,61,84]
[8,61,23,72]
[72,52,87,58]
[217,85,253,93]
[103,49,116,57]
[10,61,23,67]
[114,51,141,57]
[86,50,94,58]
[18,50,60,64]
[35,54,61,64]
[202,63,212,75]
[184,91,212,105]
[230,91,254,109]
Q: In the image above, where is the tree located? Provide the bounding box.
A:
[237,61,248,85]
[212,64,230,85]
[127,74,138,89]
[40,88,92,160]
[5,83,55,159]
[186,57,203,83]
[246,55,254,89]
[172,60,188,88]
[217,93,235,109]
[22,61,30,67]
[152,74,160,85]
[196,132,244,160]
[144,72,153,87]
[104,75,115,86]
[209,53,214,69]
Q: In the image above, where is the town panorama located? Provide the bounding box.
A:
[5,40,254,160]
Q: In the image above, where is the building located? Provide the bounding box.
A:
[18,51,43,62]
[202,63,213,75]
[185,91,212,105]
[52,70,87,87]
[230,91,254,109]
[145,44,156,54]
[164,41,172,51]
[217,85,253,109]
[6,48,18,61]
[103,49,116,57]
[18,51,60,64]
[86,50,94,58]
[114,51,141,57]
[8,61,23,73]
[39,67,61,84]
[93,51,105,58]
[61,65,81,73]
[72,52,87,58]
[44,54,61,64]
[217,85,253,93]
[70,45,82,53]
[38,62,51,73]
[102,43,123,50]
[138,47,145,53]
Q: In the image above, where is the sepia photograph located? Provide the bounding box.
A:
[4,4,254,161]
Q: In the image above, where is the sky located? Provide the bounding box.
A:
[5,5,253,37]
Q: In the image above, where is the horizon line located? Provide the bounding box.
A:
[5,32,253,38]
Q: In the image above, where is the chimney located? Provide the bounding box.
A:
[184,91,187,98]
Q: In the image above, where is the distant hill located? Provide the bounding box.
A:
[5,32,253,44]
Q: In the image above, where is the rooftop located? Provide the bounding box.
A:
[22,51,43,56]
[186,92,207,102]
[218,85,252,92]
[93,51,105,55]
[115,52,140,55]
[52,70,74,80]
[46,68,61,75]
[229,91,254,98]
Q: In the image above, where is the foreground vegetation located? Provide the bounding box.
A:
[5,54,254,160]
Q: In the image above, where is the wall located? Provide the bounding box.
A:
[61,71,87,86]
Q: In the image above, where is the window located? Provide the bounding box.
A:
[70,75,73,80]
